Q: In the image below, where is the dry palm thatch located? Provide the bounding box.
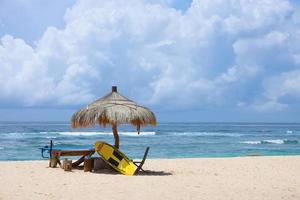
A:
[71,86,156,149]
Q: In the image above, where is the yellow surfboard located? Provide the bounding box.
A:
[94,141,136,175]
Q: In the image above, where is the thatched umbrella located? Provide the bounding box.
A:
[71,86,156,149]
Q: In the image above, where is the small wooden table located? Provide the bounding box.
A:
[50,149,95,168]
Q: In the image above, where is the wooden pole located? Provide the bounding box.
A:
[49,140,53,167]
[112,123,119,149]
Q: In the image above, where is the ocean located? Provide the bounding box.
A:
[0,122,300,160]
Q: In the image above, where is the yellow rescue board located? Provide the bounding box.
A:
[94,141,136,175]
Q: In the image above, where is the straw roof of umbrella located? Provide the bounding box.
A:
[71,86,156,148]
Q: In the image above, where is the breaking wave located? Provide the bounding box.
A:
[168,132,242,137]
[57,131,155,137]
[241,139,299,145]
[46,136,57,139]
[2,131,155,138]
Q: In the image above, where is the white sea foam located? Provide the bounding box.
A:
[286,130,293,134]
[57,131,155,137]
[241,141,261,144]
[3,132,26,138]
[171,132,242,137]
[242,140,284,144]
[46,136,57,139]
[262,139,284,144]
[241,139,298,145]
[0,147,4,150]
[119,132,155,136]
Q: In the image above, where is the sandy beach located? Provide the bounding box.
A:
[0,156,299,200]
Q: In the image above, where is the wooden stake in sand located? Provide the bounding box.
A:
[63,158,72,171]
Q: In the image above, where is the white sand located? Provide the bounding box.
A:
[0,156,300,200]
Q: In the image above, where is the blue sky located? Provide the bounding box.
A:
[0,0,300,122]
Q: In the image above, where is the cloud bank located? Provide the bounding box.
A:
[0,0,300,113]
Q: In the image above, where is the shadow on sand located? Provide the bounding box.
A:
[136,170,172,176]
[92,169,172,176]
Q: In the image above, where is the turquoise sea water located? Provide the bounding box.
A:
[0,122,300,160]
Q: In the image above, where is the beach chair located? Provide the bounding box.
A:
[133,147,150,175]
[39,140,54,158]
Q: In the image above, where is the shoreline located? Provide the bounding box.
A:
[1,154,300,162]
[1,156,300,200]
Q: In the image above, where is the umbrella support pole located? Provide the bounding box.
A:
[112,124,119,149]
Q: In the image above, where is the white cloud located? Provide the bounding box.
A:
[223,0,292,34]
[0,0,299,113]
[263,70,300,100]
[0,33,99,106]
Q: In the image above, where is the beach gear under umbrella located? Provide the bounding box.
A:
[71,86,156,149]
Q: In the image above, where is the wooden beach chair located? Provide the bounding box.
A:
[133,147,150,175]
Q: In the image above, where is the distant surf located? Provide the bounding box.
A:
[56,131,156,137]
[166,132,242,137]
[241,139,299,145]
